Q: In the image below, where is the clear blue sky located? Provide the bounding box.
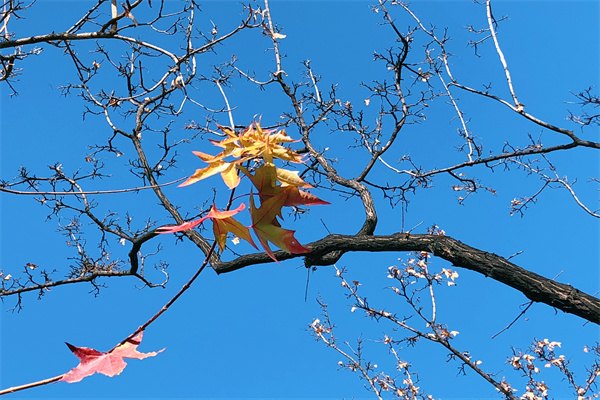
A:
[1,1,598,399]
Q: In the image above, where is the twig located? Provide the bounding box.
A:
[486,0,522,110]
[305,60,322,103]
[214,79,235,130]
[0,375,62,396]
[437,73,476,161]
[263,0,284,76]
[0,177,185,196]
[491,301,534,339]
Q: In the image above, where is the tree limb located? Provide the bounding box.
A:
[212,233,600,324]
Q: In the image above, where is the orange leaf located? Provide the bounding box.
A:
[155,216,208,233]
[192,150,218,162]
[240,164,277,196]
[249,194,310,261]
[243,165,329,207]
[281,186,330,207]
[210,207,257,251]
[249,191,286,227]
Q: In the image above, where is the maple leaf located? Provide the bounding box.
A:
[180,158,241,189]
[245,123,302,164]
[179,123,304,189]
[280,186,330,207]
[155,203,245,234]
[275,167,312,188]
[61,331,163,383]
[242,164,329,207]
[156,203,256,251]
[208,206,257,251]
[249,194,310,261]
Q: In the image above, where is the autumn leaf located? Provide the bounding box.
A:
[61,331,163,383]
[179,123,305,189]
[179,159,240,189]
[156,203,245,234]
[249,191,286,229]
[154,217,205,233]
[275,167,311,188]
[239,164,277,198]
[249,194,310,261]
[208,205,257,251]
[247,124,302,164]
[242,164,329,207]
[280,186,330,207]
[156,203,255,251]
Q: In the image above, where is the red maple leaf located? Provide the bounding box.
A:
[156,203,256,251]
[155,203,246,234]
[61,331,163,383]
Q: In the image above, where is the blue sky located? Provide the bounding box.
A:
[1,1,599,399]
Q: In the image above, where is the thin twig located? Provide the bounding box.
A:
[215,79,235,130]
[0,177,185,196]
[263,0,284,76]
[486,0,521,110]
[491,301,534,339]
[0,376,63,396]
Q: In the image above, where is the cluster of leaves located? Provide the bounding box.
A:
[157,123,328,260]
[2,125,330,392]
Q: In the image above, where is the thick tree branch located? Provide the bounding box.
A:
[212,233,600,324]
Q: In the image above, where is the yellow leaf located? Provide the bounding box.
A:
[220,162,241,189]
[192,151,216,162]
[183,123,306,189]
[276,168,311,187]
[179,162,230,187]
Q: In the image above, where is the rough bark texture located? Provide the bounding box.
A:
[213,233,600,324]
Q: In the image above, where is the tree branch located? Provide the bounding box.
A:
[213,233,600,324]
